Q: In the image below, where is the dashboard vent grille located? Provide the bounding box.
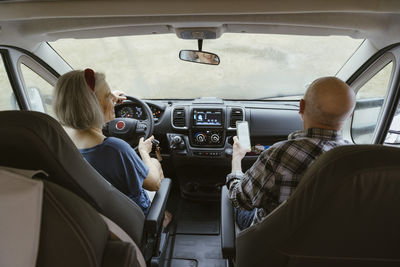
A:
[230,108,243,128]
[173,108,186,127]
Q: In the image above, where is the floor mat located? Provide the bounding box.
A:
[166,259,198,267]
[175,200,220,235]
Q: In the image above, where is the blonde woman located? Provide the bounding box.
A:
[53,69,172,225]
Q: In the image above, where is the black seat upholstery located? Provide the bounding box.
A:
[0,166,141,267]
[0,110,171,262]
[38,179,140,267]
[221,145,400,267]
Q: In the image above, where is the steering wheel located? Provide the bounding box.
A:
[103,95,154,147]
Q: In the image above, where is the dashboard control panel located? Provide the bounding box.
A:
[167,101,249,158]
[191,129,224,147]
[190,108,225,148]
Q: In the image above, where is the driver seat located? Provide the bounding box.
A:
[0,110,171,263]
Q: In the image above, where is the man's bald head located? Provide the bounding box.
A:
[300,77,355,130]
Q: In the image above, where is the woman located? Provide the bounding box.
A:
[53,69,171,225]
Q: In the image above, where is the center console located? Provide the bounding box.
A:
[169,103,244,158]
[168,100,245,200]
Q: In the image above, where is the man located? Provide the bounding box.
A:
[227,76,356,230]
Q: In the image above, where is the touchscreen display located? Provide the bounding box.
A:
[193,110,222,126]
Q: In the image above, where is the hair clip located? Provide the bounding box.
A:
[84,68,95,91]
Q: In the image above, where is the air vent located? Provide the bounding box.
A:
[173,108,186,127]
[230,108,244,128]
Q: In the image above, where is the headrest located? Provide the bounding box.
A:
[0,111,103,205]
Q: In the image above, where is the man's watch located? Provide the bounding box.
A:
[226,171,245,187]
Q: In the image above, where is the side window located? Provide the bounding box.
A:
[385,101,400,145]
[20,64,55,116]
[351,62,393,144]
[0,55,19,110]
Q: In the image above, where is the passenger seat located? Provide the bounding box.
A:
[221,145,400,267]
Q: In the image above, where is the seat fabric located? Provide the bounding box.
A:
[0,166,139,267]
[236,145,400,267]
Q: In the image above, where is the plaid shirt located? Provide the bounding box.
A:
[227,128,350,224]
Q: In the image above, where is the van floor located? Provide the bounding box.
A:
[163,198,227,267]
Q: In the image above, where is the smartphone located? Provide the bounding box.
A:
[236,121,251,150]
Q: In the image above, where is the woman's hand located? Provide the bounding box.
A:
[151,158,164,179]
[140,137,164,191]
[112,90,127,105]
[138,136,154,155]
[142,158,164,191]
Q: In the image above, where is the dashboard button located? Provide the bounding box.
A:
[211,134,220,143]
[116,121,125,130]
[195,133,206,143]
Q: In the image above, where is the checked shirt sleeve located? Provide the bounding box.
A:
[227,147,278,210]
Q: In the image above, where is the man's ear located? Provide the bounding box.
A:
[299,99,305,114]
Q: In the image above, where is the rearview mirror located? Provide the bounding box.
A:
[179,50,220,65]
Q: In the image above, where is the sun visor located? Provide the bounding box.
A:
[175,27,224,39]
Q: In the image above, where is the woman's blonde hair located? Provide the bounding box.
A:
[53,70,108,130]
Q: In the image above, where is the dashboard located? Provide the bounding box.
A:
[114,97,302,158]
[114,97,303,200]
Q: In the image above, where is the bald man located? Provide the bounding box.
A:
[227,77,355,230]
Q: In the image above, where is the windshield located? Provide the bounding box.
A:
[50,33,362,100]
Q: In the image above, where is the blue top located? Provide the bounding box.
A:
[79,137,151,215]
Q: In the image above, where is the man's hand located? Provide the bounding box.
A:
[232,136,251,172]
[138,135,155,155]
[112,90,127,105]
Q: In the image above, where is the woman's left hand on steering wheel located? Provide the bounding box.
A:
[112,90,127,105]
[103,94,155,149]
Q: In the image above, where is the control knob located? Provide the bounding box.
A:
[170,135,185,150]
[172,135,182,144]
[195,133,206,143]
[211,133,220,143]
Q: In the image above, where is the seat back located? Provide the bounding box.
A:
[236,145,400,267]
[0,111,144,245]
